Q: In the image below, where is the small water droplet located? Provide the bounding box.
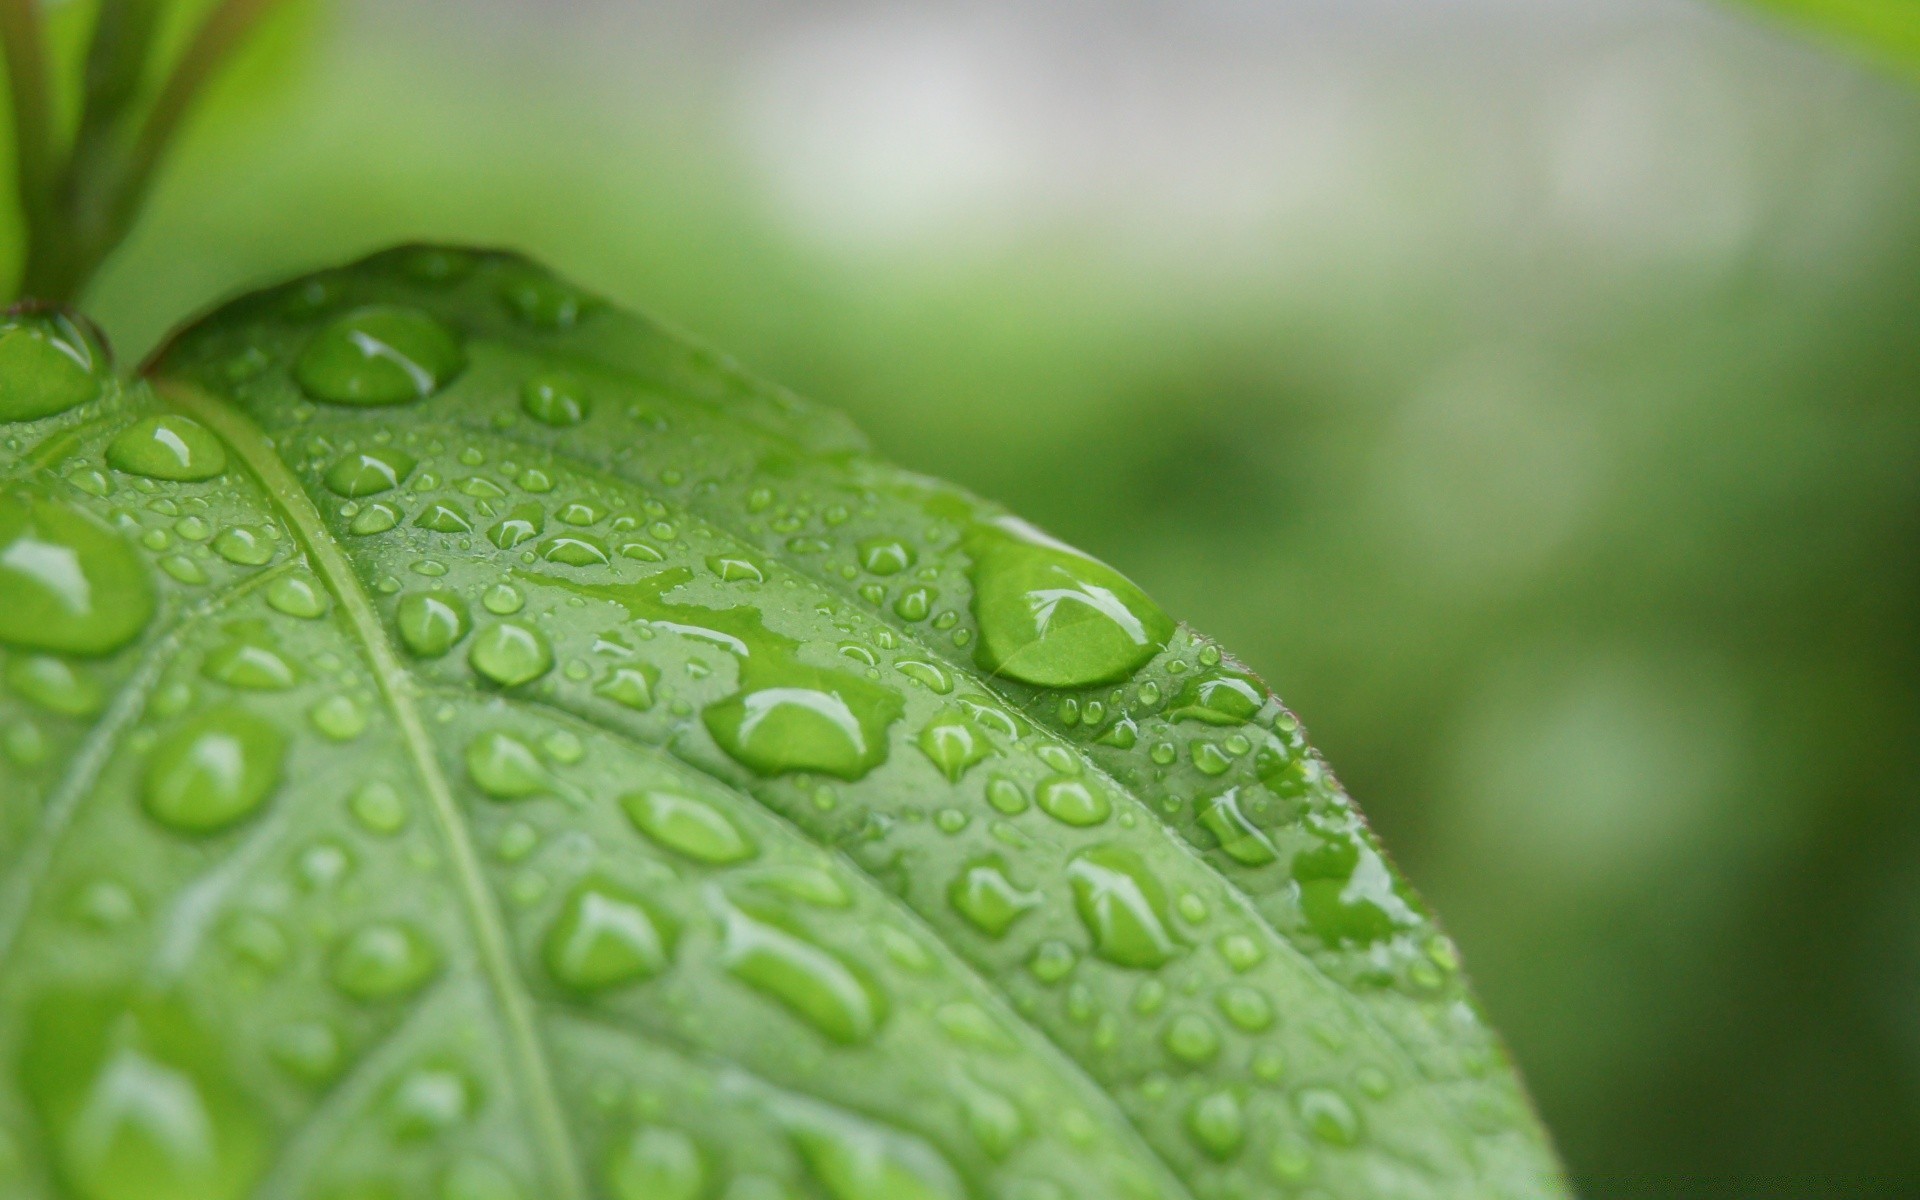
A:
[324,447,418,497]
[269,1020,343,1085]
[6,653,104,715]
[1296,1086,1361,1146]
[212,525,275,566]
[520,373,590,426]
[202,633,299,691]
[349,779,410,834]
[267,572,328,618]
[721,904,885,1043]
[1067,846,1180,969]
[295,306,465,405]
[595,662,658,711]
[466,731,547,799]
[396,590,471,657]
[607,1126,705,1200]
[389,1066,477,1139]
[916,710,989,782]
[948,856,1041,937]
[1163,1013,1221,1066]
[1198,787,1277,866]
[1186,1090,1245,1159]
[469,621,553,686]
[142,706,286,833]
[622,788,756,864]
[331,922,439,1002]
[309,694,367,740]
[488,503,545,549]
[1217,985,1274,1032]
[0,493,154,654]
[107,415,226,481]
[482,582,524,614]
[786,1105,963,1200]
[857,537,915,576]
[1035,776,1111,828]
[985,777,1028,815]
[894,658,952,694]
[1028,939,1076,983]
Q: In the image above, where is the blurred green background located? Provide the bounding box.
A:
[20,0,1920,1191]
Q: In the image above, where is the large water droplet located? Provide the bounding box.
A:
[1293,822,1419,947]
[266,572,328,619]
[704,665,902,782]
[720,904,885,1043]
[622,788,756,864]
[544,880,675,992]
[607,1126,704,1200]
[1035,775,1111,828]
[469,621,552,687]
[466,731,547,799]
[1169,670,1265,726]
[106,416,226,481]
[211,526,274,566]
[294,306,465,405]
[947,856,1041,938]
[0,312,104,421]
[1067,847,1180,969]
[142,706,286,834]
[7,653,104,715]
[967,519,1172,688]
[1197,787,1277,866]
[331,922,439,1002]
[324,448,418,497]
[21,989,268,1200]
[0,493,154,655]
[396,590,470,657]
[595,662,657,711]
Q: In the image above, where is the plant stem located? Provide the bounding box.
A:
[0,0,62,301]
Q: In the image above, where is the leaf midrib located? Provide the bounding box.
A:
[157,380,588,1200]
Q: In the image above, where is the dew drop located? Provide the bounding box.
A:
[916,710,989,782]
[0,493,155,654]
[721,904,885,1043]
[106,415,226,481]
[6,653,104,715]
[947,856,1041,937]
[1197,788,1278,866]
[542,534,610,566]
[857,537,915,576]
[141,706,286,833]
[323,448,418,497]
[331,922,439,1002]
[1035,776,1111,828]
[349,780,410,834]
[488,503,545,549]
[309,694,367,741]
[1186,1090,1245,1159]
[202,635,299,691]
[269,1021,344,1085]
[469,621,553,686]
[622,788,756,864]
[894,658,952,694]
[595,662,658,711]
[967,518,1172,688]
[786,1105,963,1200]
[415,501,471,534]
[267,572,328,619]
[1163,1013,1221,1066]
[1296,1086,1362,1146]
[212,525,275,566]
[703,667,902,782]
[520,373,590,426]
[466,731,547,799]
[389,1066,476,1139]
[482,583,523,614]
[607,1126,705,1200]
[396,589,471,657]
[0,312,104,421]
[544,880,676,992]
[1217,985,1275,1032]
[1067,846,1180,969]
[295,306,465,405]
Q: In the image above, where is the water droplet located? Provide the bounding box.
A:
[857,537,915,576]
[520,373,590,426]
[324,447,418,497]
[542,534,609,566]
[607,1126,705,1200]
[1198,788,1277,866]
[544,881,676,992]
[1186,1090,1245,1159]
[466,731,547,799]
[1028,939,1076,983]
[267,572,328,618]
[786,1105,963,1200]
[295,306,465,405]
[71,878,138,929]
[956,1079,1026,1160]
[142,706,286,833]
[441,1157,521,1200]
[212,525,275,566]
[469,621,553,686]
[894,658,952,694]
[1170,671,1265,726]
[1035,776,1111,827]
[704,667,902,782]
[985,777,1028,815]
[1163,1013,1221,1066]
[1294,822,1418,947]
[0,493,154,654]
[739,864,852,909]
[1216,933,1264,972]
[0,312,104,421]
[309,694,367,741]
[892,587,932,622]
[622,788,756,864]
[6,653,104,715]
[1216,985,1274,1032]
[414,501,471,534]
[916,710,989,782]
[1296,1086,1361,1146]
[721,904,886,1043]
[268,1021,343,1085]
[396,590,471,657]
[948,856,1041,937]
[595,662,658,711]
[331,922,439,1002]
[106,415,226,481]
[707,555,764,583]
[500,272,599,329]
[482,582,524,614]
[488,503,545,549]
[400,246,475,283]
[202,634,299,690]
[21,989,268,1200]
[1067,846,1180,969]
[967,519,1172,688]
[350,780,410,834]
[389,1066,476,1139]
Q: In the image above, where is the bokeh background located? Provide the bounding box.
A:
[23,0,1920,1191]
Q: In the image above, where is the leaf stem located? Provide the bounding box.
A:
[0,0,61,298]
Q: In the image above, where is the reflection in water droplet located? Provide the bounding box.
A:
[622,788,756,864]
[1170,671,1265,726]
[545,880,675,992]
[0,313,104,421]
[607,1126,705,1200]
[295,306,465,405]
[331,922,439,1002]
[721,904,886,1043]
[142,706,286,833]
[595,662,657,711]
[267,572,328,619]
[21,989,268,1200]
[967,519,1172,688]
[107,416,226,481]
[469,621,552,687]
[489,504,545,550]
[324,449,418,498]
[857,537,915,576]
[466,731,547,799]
[1198,788,1278,866]
[521,373,590,426]
[396,590,471,657]
[1067,846,1180,969]
[704,667,901,782]
[0,493,154,655]
[916,711,989,782]
[947,856,1042,938]
[1035,776,1111,827]
[212,526,275,566]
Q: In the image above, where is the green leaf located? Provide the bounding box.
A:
[0,246,1568,1200]
[1731,0,1920,73]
